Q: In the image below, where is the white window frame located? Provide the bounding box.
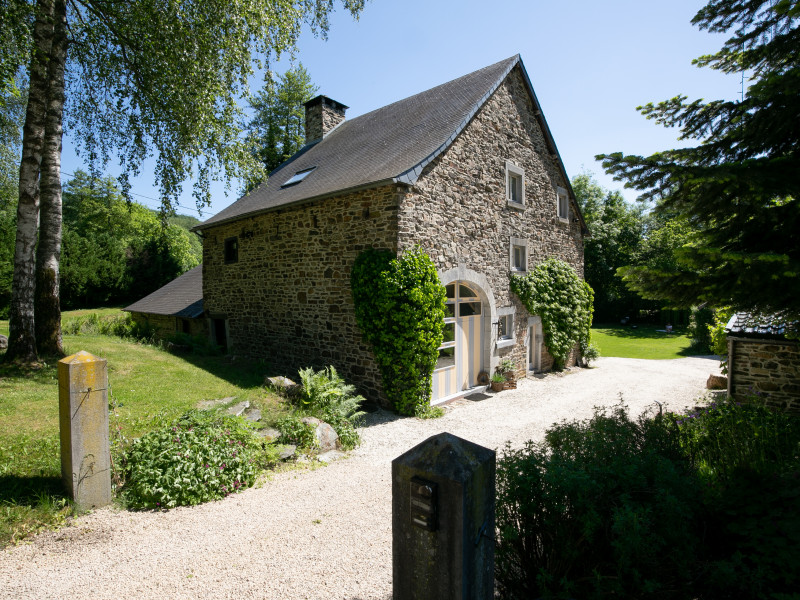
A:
[497,306,516,349]
[509,237,528,273]
[505,160,525,210]
[556,186,569,222]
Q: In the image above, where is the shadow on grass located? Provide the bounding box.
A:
[0,474,66,506]
[155,349,268,389]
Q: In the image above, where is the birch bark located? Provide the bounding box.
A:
[6,0,54,363]
[35,0,67,356]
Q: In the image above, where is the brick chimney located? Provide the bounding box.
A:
[304,95,348,144]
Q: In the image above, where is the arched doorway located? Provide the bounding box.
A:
[431,281,487,403]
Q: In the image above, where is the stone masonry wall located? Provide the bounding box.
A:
[398,65,585,377]
[729,337,800,412]
[129,313,207,340]
[203,187,399,402]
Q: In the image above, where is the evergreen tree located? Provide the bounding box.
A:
[244,63,318,192]
[598,0,800,326]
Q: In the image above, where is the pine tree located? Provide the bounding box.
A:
[598,0,800,326]
[243,63,318,193]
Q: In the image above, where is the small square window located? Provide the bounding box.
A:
[505,161,525,208]
[224,237,238,264]
[557,186,569,221]
[510,237,528,272]
[498,314,513,340]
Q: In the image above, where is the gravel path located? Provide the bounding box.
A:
[1,356,720,599]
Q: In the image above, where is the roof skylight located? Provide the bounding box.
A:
[281,167,315,188]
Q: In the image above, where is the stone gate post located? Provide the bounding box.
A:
[58,351,111,510]
[392,432,495,599]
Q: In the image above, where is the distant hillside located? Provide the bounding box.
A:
[168,213,203,260]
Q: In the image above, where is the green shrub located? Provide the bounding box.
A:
[122,411,266,509]
[675,397,800,598]
[687,305,714,353]
[675,396,800,484]
[62,312,154,341]
[295,365,365,449]
[274,414,318,450]
[510,258,594,369]
[351,247,446,415]
[495,404,700,599]
[708,306,734,373]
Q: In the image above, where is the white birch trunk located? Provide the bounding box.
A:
[35,0,67,356]
[6,0,54,363]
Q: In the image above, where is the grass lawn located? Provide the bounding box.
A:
[0,310,289,547]
[591,323,703,360]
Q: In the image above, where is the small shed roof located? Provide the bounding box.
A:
[124,265,203,319]
[195,55,587,234]
[725,312,798,339]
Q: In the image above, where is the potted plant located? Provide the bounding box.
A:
[498,358,516,388]
[490,372,507,393]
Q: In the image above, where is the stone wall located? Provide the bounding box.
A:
[202,187,400,402]
[397,65,585,377]
[129,313,207,340]
[728,336,800,411]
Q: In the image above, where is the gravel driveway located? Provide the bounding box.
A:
[0,356,720,600]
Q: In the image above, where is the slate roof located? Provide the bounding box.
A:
[196,55,586,232]
[726,312,798,339]
[124,265,203,319]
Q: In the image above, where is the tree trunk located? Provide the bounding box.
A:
[6,0,54,363]
[35,0,67,357]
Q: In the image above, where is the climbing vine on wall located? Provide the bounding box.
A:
[351,247,446,416]
[510,258,594,370]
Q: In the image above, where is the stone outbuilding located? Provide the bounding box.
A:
[726,312,800,411]
[193,55,588,405]
[124,265,208,341]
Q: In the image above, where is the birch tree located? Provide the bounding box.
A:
[2,0,363,362]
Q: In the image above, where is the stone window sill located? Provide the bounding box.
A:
[497,338,515,349]
[507,200,525,211]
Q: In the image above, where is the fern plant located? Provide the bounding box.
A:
[295,366,366,450]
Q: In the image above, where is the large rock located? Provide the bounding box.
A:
[301,416,339,451]
[266,376,302,398]
[706,374,728,390]
[0,334,7,350]
[256,427,282,442]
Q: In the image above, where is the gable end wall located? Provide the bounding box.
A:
[397,66,585,375]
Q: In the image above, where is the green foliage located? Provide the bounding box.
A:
[55,0,364,210]
[58,170,201,309]
[708,306,734,372]
[675,396,800,484]
[274,414,318,450]
[414,405,445,419]
[495,404,699,599]
[296,365,365,450]
[674,397,800,599]
[351,247,446,415]
[687,305,714,353]
[598,1,800,323]
[510,258,594,369]
[122,410,267,509]
[244,63,319,192]
[572,172,650,320]
[61,312,154,341]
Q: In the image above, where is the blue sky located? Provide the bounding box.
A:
[61,0,742,220]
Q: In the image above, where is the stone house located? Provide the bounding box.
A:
[124,265,208,341]
[726,313,800,411]
[193,55,588,405]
